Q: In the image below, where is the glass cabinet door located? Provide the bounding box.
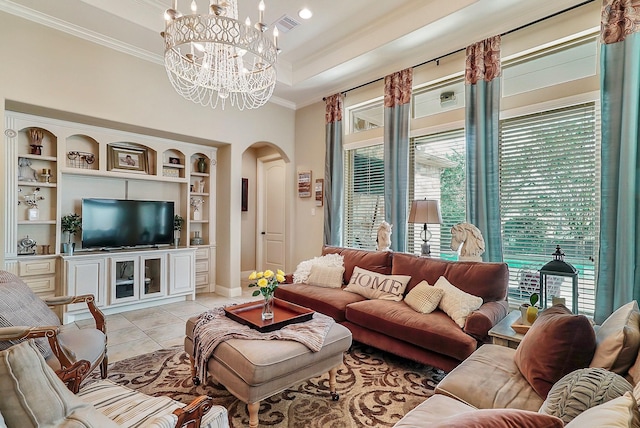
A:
[140,255,166,299]
[111,257,139,304]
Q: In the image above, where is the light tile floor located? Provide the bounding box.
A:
[69,290,257,363]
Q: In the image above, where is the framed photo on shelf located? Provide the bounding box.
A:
[108,145,149,174]
[169,157,180,165]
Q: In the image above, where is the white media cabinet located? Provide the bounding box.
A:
[61,247,195,323]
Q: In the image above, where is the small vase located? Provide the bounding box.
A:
[62,242,75,255]
[197,157,207,173]
[173,237,180,247]
[27,207,39,221]
[193,209,202,221]
[262,294,274,321]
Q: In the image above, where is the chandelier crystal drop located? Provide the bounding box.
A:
[162,0,279,110]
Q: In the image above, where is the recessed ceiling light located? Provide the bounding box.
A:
[298,8,312,20]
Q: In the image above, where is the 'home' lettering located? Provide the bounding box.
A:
[350,272,402,294]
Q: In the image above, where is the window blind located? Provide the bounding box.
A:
[410,129,466,259]
[500,102,600,316]
[344,144,385,249]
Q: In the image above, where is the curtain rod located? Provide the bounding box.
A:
[331,0,595,98]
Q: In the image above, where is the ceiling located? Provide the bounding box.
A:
[1,0,590,109]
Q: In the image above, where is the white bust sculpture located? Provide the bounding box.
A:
[450,222,485,262]
[376,221,392,251]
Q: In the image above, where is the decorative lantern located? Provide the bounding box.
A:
[539,245,579,313]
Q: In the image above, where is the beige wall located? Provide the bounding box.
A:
[0,12,296,292]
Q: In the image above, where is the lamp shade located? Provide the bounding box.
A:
[408,200,442,224]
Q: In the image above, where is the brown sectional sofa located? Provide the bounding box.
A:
[275,246,510,372]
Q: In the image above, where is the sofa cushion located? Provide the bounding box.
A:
[293,253,344,284]
[390,252,508,302]
[436,344,544,411]
[434,276,483,328]
[274,284,365,322]
[0,271,61,358]
[539,367,633,424]
[404,280,444,313]
[306,265,345,288]
[0,340,118,428]
[392,394,477,427]
[345,299,477,362]
[564,392,640,428]
[428,409,563,428]
[323,246,392,284]
[515,305,597,399]
[343,267,410,301]
[591,300,640,374]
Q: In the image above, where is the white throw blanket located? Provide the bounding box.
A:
[193,306,335,383]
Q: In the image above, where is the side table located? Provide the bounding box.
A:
[488,310,526,349]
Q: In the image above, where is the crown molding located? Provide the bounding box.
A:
[0,0,163,65]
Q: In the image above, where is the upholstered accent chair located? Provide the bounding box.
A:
[0,340,229,428]
[0,270,107,382]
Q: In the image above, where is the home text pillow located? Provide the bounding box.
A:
[307,265,345,288]
[404,280,444,313]
[293,253,344,284]
[564,392,640,428]
[539,367,633,424]
[515,305,597,399]
[592,300,640,375]
[429,409,563,428]
[0,340,118,428]
[434,276,483,328]
[343,266,410,301]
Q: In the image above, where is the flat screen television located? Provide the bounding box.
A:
[81,198,174,249]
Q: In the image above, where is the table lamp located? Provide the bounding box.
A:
[408,199,442,256]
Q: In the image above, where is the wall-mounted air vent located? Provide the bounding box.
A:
[274,14,300,33]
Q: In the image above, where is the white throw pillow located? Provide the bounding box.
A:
[434,276,483,328]
[404,280,444,314]
[343,266,410,302]
[307,265,345,288]
[293,253,344,284]
[564,392,640,428]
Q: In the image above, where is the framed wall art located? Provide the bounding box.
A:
[107,145,149,174]
[298,171,311,198]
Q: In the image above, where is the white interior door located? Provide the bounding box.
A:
[257,156,286,272]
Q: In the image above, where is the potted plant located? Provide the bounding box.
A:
[61,213,82,255]
[173,214,184,247]
[519,293,540,325]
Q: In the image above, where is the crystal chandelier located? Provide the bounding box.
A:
[162,0,279,110]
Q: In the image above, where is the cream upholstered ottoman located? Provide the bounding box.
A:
[185,316,352,428]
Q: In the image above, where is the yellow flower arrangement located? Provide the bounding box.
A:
[248,269,286,298]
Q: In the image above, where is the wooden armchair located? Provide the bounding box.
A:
[0,271,107,382]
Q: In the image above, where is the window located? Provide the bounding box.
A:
[410,129,466,258]
[500,102,600,316]
[349,100,383,134]
[344,144,385,249]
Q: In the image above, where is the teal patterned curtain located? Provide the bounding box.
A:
[464,36,504,262]
[324,94,344,246]
[383,68,413,251]
[595,0,640,323]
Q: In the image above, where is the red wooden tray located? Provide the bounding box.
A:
[224,298,315,333]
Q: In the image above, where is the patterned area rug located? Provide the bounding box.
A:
[89,343,445,427]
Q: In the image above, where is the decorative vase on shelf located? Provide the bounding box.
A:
[190,231,204,246]
[62,242,75,256]
[262,293,274,321]
[193,209,202,221]
[173,237,180,247]
[197,157,207,173]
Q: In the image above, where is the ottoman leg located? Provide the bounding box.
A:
[329,367,339,401]
[248,401,260,428]
[189,355,201,385]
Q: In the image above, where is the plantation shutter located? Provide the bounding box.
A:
[409,129,466,259]
[500,102,600,316]
[344,144,385,249]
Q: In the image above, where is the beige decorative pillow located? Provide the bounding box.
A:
[307,265,345,288]
[434,276,483,328]
[0,340,118,427]
[344,266,411,301]
[594,301,640,375]
[404,280,444,313]
[564,392,640,428]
